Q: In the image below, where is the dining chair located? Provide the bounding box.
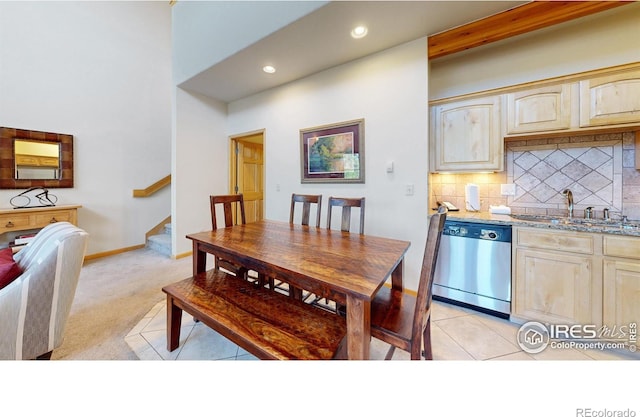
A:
[307,196,365,312]
[326,196,365,234]
[274,193,324,297]
[290,193,322,228]
[370,205,447,360]
[210,194,249,280]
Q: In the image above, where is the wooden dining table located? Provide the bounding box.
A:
[186,219,411,360]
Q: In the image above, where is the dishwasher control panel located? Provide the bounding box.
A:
[442,221,511,242]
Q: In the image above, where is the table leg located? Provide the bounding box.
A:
[167,296,182,352]
[391,258,404,292]
[346,295,370,360]
[192,241,207,275]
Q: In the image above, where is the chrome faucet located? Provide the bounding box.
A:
[584,207,594,219]
[562,189,574,218]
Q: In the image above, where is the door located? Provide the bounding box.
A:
[231,132,264,223]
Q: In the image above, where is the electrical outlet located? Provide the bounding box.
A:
[500,184,516,196]
[405,184,414,196]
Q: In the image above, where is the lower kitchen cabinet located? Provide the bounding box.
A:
[513,227,640,328]
[603,259,640,329]
[512,227,603,326]
[602,235,640,328]
[513,247,602,326]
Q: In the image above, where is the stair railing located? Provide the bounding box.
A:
[133,174,171,197]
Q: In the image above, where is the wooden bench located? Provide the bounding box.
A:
[162,269,348,360]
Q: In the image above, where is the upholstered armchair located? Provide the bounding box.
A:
[0,222,88,360]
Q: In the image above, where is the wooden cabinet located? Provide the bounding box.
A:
[428,64,640,173]
[513,228,640,331]
[512,227,602,326]
[579,68,640,127]
[0,205,81,238]
[602,235,640,328]
[603,258,640,329]
[431,95,503,172]
[506,84,574,134]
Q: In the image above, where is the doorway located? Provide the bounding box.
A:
[230,131,264,223]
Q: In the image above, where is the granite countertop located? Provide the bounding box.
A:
[436,210,640,238]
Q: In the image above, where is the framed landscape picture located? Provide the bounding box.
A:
[300,119,364,184]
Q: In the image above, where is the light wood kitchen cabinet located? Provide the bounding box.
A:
[431,95,503,172]
[602,235,640,328]
[579,68,640,127]
[512,227,602,326]
[505,83,574,134]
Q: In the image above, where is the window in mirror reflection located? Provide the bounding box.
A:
[14,139,61,180]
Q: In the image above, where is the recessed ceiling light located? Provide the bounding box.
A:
[263,65,276,74]
[351,25,368,39]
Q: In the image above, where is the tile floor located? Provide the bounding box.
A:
[125,298,638,360]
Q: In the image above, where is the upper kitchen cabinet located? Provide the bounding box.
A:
[579,68,640,127]
[506,84,574,134]
[431,96,503,172]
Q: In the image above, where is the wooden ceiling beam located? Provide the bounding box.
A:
[428,1,633,60]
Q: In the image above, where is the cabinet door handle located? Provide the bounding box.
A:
[50,217,58,223]
[5,221,14,228]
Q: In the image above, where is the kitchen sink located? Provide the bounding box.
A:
[510,214,640,231]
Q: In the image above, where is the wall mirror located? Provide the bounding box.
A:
[0,127,74,189]
[14,139,61,180]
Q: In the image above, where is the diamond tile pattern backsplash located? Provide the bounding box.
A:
[507,140,622,212]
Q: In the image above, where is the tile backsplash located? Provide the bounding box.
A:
[429,131,640,220]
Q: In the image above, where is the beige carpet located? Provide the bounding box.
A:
[52,248,192,360]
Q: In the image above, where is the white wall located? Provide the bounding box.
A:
[226,38,429,291]
[430,2,640,100]
[172,88,229,256]
[0,1,172,255]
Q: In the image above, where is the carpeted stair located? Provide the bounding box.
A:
[146,222,171,257]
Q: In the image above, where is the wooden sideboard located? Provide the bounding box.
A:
[0,204,81,238]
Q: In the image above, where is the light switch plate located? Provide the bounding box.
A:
[386,161,394,173]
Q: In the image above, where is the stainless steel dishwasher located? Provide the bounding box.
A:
[433,220,512,317]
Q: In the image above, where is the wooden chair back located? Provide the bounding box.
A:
[209,194,248,279]
[326,196,365,234]
[210,194,246,230]
[370,205,447,359]
[289,193,322,227]
[412,205,447,343]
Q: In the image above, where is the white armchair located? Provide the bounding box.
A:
[0,222,88,360]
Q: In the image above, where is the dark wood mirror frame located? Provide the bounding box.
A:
[0,126,74,189]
